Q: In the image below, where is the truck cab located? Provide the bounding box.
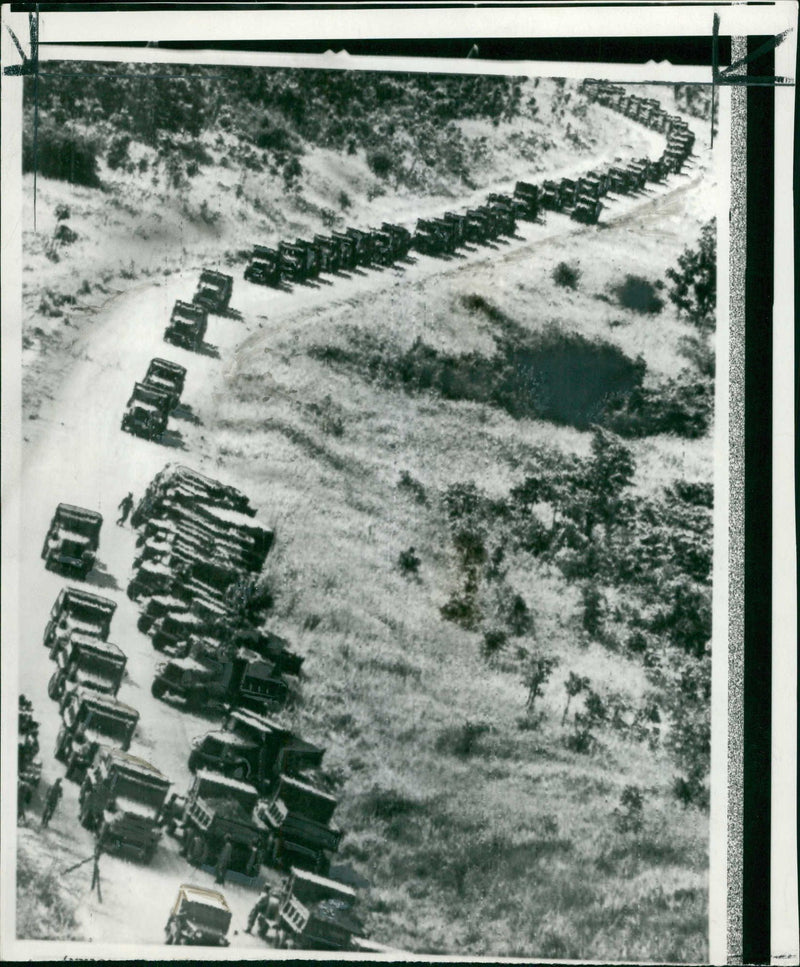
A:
[121,381,171,441]
[79,747,170,862]
[244,247,282,287]
[150,610,203,655]
[165,885,232,946]
[263,867,363,951]
[41,503,102,578]
[55,687,140,781]
[143,358,187,412]
[43,587,116,652]
[165,300,208,350]
[193,269,233,313]
[257,772,342,873]
[48,633,127,701]
[170,770,266,874]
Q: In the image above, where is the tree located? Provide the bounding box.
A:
[562,672,590,724]
[666,219,717,333]
[523,655,559,715]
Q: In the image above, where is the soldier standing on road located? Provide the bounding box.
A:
[215,835,233,885]
[116,492,134,526]
[246,839,265,878]
[41,777,63,828]
[90,839,103,900]
[245,888,273,934]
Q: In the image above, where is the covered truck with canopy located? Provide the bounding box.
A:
[48,633,126,701]
[79,747,171,862]
[43,586,116,652]
[55,687,139,781]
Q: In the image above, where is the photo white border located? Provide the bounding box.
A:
[1,3,795,963]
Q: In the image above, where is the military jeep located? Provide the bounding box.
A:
[165,300,208,351]
[165,884,232,946]
[121,382,171,441]
[193,269,233,313]
[143,358,186,412]
[41,504,102,578]
[43,587,116,652]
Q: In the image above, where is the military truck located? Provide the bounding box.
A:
[231,628,304,678]
[311,235,341,275]
[41,504,102,578]
[513,181,541,220]
[256,868,363,951]
[136,594,190,634]
[188,708,324,792]
[168,770,268,874]
[79,747,170,862]
[380,222,412,260]
[331,231,358,270]
[539,180,563,210]
[127,558,176,601]
[193,269,233,313]
[143,358,186,412]
[55,688,140,781]
[43,587,116,652]
[152,647,289,712]
[149,610,204,655]
[414,218,454,256]
[131,464,256,528]
[165,300,208,351]
[48,634,127,701]
[165,885,232,946]
[121,382,171,442]
[244,246,282,287]
[256,773,342,873]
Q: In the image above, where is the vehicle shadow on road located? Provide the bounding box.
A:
[173,404,202,426]
[217,308,244,321]
[160,428,187,450]
[85,564,120,592]
[195,342,220,359]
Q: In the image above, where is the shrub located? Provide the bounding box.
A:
[367,148,394,178]
[54,203,70,221]
[482,628,508,659]
[106,134,131,170]
[614,785,645,832]
[338,189,352,210]
[282,156,302,188]
[398,546,421,577]
[53,223,78,245]
[435,720,490,757]
[562,672,590,723]
[397,470,427,504]
[552,261,581,289]
[614,275,665,314]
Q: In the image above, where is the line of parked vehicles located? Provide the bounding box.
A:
[237,82,695,289]
[34,457,383,950]
[27,90,695,949]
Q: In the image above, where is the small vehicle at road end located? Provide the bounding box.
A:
[165,301,208,351]
[41,503,102,578]
[165,884,232,946]
[193,270,233,314]
[121,382,171,442]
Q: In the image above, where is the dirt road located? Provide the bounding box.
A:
[16,130,708,946]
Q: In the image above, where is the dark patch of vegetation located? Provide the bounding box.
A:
[311,309,646,432]
[106,133,131,170]
[22,120,101,188]
[397,470,427,504]
[666,219,716,333]
[435,720,491,758]
[614,274,665,315]
[398,546,421,577]
[552,261,581,289]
